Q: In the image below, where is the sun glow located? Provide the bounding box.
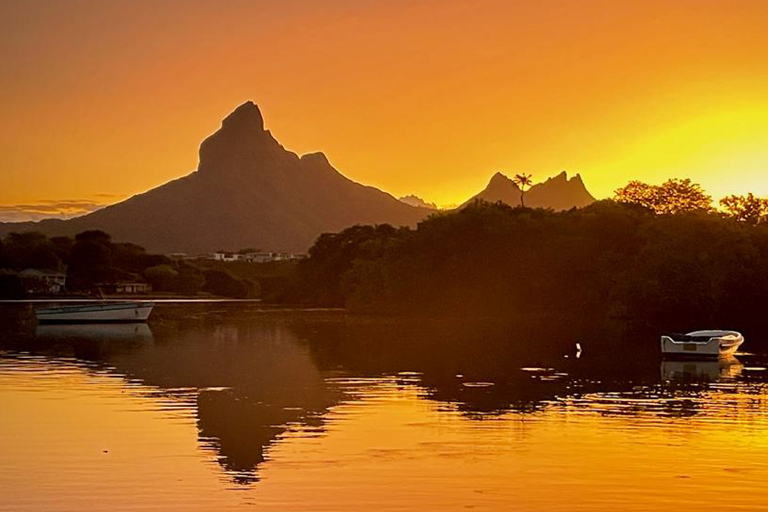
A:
[589,100,768,199]
[1,0,768,208]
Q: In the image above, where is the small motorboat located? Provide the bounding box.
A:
[35,301,155,324]
[660,330,744,358]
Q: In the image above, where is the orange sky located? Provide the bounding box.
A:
[2,0,768,217]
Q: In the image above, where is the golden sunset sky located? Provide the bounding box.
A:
[2,0,768,216]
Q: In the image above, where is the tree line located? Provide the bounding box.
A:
[5,177,768,332]
[0,230,263,299]
[614,178,768,221]
[281,179,768,337]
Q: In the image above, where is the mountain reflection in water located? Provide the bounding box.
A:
[2,302,768,511]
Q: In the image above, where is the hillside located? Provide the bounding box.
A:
[0,102,431,253]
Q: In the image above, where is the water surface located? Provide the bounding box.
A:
[1,303,768,511]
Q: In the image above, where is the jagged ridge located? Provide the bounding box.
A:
[462,171,595,210]
[0,102,431,253]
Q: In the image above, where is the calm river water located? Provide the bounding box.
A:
[1,302,768,511]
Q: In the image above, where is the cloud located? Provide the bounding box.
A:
[0,199,109,223]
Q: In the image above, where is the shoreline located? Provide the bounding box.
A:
[0,297,264,303]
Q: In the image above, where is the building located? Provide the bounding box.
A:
[210,251,306,263]
[18,269,67,294]
[116,282,152,294]
[96,282,152,294]
[211,252,240,262]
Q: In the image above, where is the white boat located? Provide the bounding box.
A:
[660,330,744,358]
[35,301,154,324]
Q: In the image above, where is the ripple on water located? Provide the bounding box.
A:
[5,322,768,512]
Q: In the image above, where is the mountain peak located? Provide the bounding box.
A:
[541,171,589,188]
[198,101,277,174]
[4,102,429,253]
[221,101,265,133]
[399,194,437,209]
[488,171,519,191]
[462,170,596,210]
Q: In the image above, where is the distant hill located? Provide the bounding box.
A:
[398,195,437,210]
[462,171,596,210]
[0,102,431,253]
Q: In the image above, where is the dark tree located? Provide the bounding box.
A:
[175,264,206,295]
[50,236,75,265]
[67,230,114,290]
[512,173,533,207]
[0,270,25,299]
[144,264,179,291]
[720,193,768,224]
[203,269,250,298]
[2,232,61,270]
[614,178,712,214]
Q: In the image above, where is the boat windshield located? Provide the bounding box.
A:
[667,333,713,342]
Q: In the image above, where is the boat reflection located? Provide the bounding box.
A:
[661,356,744,381]
[35,322,154,343]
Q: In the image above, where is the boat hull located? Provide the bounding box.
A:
[660,330,743,359]
[35,302,154,324]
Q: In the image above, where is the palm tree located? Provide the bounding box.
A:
[513,173,533,207]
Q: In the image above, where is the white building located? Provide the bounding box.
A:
[210,252,306,263]
[211,252,240,262]
[18,269,67,294]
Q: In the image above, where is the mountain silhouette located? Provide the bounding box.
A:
[398,194,437,210]
[462,171,595,210]
[1,104,598,252]
[0,102,431,253]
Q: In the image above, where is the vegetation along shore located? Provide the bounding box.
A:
[3,178,768,340]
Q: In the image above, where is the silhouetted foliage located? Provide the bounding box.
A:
[144,264,179,291]
[173,264,206,295]
[143,263,206,294]
[720,193,768,224]
[0,270,25,299]
[202,269,255,299]
[67,230,114,290]
[614,178,712,214]
[288,198,768,335]
[112,242,169,273]
[49,236,74,264]
[2,232,62,271]
[512,172,533,207]
[0,230,278,298]
[290,224,409,306]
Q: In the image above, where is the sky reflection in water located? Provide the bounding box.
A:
[1,303,768,511]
